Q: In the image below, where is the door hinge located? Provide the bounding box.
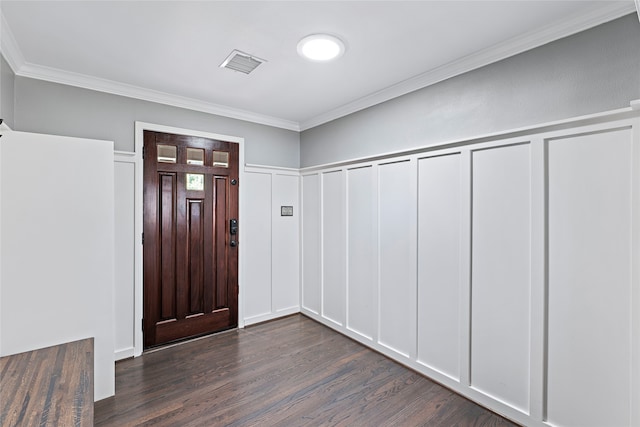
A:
[142,318,144,332]
[142,233,144,245]
[142,145,145,159]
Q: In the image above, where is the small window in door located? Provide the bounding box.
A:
[213,151,229,168]
[186,173,204,191]
[157,145,177,163]
[187,148,205,165]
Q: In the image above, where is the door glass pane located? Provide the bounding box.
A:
[186,173,204,191]
[157,145,177,163]
[213,151,229,168]
[187,148,205,165]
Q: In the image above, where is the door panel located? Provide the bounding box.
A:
[143,130,239,348]
[213,176,229,310]
[187,199,204,314]
[159,173,177,320]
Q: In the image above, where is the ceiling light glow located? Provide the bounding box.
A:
[297,34,345,62]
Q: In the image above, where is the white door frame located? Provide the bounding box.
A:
[133,121,246,356]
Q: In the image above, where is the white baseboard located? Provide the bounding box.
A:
[244,306,300,326]
[115,347,135,361]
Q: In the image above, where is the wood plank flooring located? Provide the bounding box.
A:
[95,315,519,426]
[2,338,93,427]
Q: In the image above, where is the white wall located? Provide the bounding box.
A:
[0,131,115,401]
[243,166,300,325]
[300,112,640,427]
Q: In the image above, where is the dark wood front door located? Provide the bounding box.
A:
[143,130,239,348]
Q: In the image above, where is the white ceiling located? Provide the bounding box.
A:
[0,1,636,131]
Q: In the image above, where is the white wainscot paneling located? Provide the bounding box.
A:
[378,160,416,358]
[243,172,273,321]
[417,154,461,380]
[114,160,136,360]
[471,143,530,414]
[296,113,640,427]
[546,128,633,427]
[272,174,300,313]
[347,166,376,340]
[322,170,346,325]
[302,174,321,314]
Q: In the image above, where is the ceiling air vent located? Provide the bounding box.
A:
[220,50,265,74]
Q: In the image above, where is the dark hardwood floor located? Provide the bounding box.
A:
[95,315,519,426]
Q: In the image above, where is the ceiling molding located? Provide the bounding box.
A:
[0,10,299,132]
[16,63,300,131]
[1,3,636,133]
[635,0,640,20]
[299,2,637,131]
[0,11,26,72]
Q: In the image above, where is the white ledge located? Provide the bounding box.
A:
[0,121,13,132]
[244,163,300,173]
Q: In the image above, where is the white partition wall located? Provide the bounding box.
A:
[243,166,300,325]
[300,110,640,427]
[0,131,115,401]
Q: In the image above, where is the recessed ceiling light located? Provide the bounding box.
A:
[297,34,345,62]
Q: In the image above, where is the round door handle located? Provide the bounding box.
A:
[230,240,237,247]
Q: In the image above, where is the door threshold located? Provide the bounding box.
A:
[143,327,238,355]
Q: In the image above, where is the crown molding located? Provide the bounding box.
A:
[16,63,300,131]
[1,4,636,133]
[0,11,25,72]
[299,2,637,131]
[0,10,299,132]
